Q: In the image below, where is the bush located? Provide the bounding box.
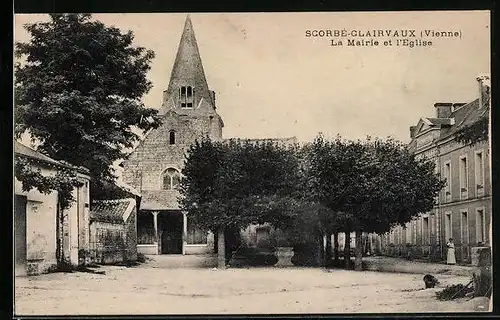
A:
[291,243,320,267]
[48,260,76,273]
[256,238,277,252]
[436,283,474,300]
[137,252,146,263]
[229,245,278,267]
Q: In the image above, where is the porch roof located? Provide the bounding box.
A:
[139,190,181,211]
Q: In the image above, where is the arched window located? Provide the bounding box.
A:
[162,168,180,190]
[169,130,176,145]
[180,86,194,108]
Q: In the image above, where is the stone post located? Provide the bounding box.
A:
[152,211,159,254]
[182,211,188,255]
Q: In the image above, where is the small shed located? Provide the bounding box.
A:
[89,198,138,264]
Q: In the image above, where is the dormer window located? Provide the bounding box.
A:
[180,86,194,108]
[169,130,176,145]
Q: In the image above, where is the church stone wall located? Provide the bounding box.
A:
[123,113,222,192]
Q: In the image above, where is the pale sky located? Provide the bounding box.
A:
[14,11,490,143]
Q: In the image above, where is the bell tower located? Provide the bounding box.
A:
[160,15,219,117]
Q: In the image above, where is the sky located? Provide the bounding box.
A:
[14,11,490,143]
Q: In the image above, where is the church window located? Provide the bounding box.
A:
[162,168,181,190]
[169,130,176,145]
[180,86,194,108]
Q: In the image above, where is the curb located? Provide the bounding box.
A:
[363,259,474,277]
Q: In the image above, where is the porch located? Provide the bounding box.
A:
[136,210,214,255]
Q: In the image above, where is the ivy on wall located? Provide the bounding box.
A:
[14,155,83,210]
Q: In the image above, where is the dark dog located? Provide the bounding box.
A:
[423,274,440,288]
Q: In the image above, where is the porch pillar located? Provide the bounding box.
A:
[182,211,188,255]
[152,211,159,253]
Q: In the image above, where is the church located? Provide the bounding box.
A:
[121,15,295,255]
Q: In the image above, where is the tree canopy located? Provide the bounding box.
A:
[181,134,445,237]
[305,135,445,235]
[179,137,303,232]
[14,13,161,200]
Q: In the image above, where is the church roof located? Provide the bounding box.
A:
[160,15,215,115]
[140,190,181,211]
[223,137,298,146]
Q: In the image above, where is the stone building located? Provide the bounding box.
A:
[14,141,91,275]
[122,15,298,256]
[376,75,491,264]
[122,15,223,255]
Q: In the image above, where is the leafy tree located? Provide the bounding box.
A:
[14,13,161,202]
[305,135,363,267]
[307,135,445,270]
[346,138,444,270]
[179,137,303,268]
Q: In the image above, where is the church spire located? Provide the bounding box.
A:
[160,15,214,114]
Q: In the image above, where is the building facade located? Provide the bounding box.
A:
[14,141,91,275]
[122,16,299,255]
[377,75,491,264]
[122,15,223,255]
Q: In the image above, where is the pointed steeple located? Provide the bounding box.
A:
[160,15,215,114]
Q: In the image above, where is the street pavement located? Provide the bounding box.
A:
[14,256,484,315]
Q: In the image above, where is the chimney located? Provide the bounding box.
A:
[477,74,491,108]
[434,103,453,118]
[410,126,417,138]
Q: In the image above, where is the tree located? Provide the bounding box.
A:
[179,137,303,268]
[306,135,445,270]
[14,13,161,201]
[305,135,363,268]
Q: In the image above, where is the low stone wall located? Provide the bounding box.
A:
[26,259,57,276]
[185,244,212,255]
[89,199,138,265]
[137,244,158,255]
[89,215,137,264]
[89,222,127,264]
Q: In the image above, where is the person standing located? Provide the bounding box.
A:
[446,238,456,265]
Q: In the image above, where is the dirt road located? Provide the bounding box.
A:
[15,262,478,315]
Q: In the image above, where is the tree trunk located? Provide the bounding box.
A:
[217,227,226,269]
[325,233,332,267]
[344,231,351,269]
[56,203,66,266]
[355,230,363,271]
[316,234,324,267]
[333,232,339,263]
[56,204,61,264]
